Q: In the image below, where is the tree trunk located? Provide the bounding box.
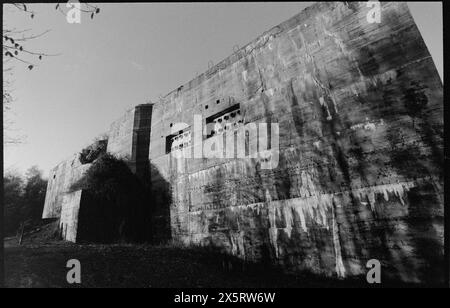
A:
[18,223,25,245]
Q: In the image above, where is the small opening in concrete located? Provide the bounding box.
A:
[205,105,209,110]
[205,104,241,139]
[166,127,191,154]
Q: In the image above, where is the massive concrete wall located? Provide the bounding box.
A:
[148,2,443,283]
[107,104,153,178]
[43,105,153,242]
[107,108,135,160]
[42,154,91,242]
[59,190,83,242]
[42,153,91,219]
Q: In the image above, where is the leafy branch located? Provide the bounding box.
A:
[3,2,101,70]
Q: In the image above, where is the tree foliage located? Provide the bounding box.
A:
[23,166,48,224]
[71,154,152,243]
[4,172,24,235]
[3,167,48,236]
[79,138,108,164]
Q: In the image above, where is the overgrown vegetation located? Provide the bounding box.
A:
[79,138,108,164]
[70,153,152,243]
[3,166,48,236]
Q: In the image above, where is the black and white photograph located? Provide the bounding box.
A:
[1,1,446,292]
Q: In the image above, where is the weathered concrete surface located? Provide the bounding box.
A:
[107,109,135,160]
[149,2,444,283]
[42,154,91,220]
[107,104,153,178]
[59,190,83,242]
[42,153,91,242]
[41,2,443,283]
[43,104,153,242]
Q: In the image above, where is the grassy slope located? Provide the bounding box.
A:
[4,223,418,288]
[5,242,350,288]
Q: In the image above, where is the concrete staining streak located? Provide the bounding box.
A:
[267,194,333,260]
[230,230,246,259]
[319,96,333,121]
[354,181,416,211]
[270,194,332,234]
[332,203,346,278]
[43,2,444,283]
[173,157,419,278]
[298,28,340,120]
[224,179,417,277]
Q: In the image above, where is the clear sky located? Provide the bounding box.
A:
[3,2,443,177]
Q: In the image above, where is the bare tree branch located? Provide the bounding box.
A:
[3,2,102,145]
[3,2,101,69]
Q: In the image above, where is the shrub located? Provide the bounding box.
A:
[3,167,47,236]
[70,153,151,243]
[79,139,108,164]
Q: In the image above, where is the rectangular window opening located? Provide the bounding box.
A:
[205,104,242,139]
[166,127,191,154]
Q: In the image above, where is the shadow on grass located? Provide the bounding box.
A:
[4,240,437,288]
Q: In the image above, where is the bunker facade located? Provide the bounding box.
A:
[42,153,92,242]
[42,105,153,242]
[43,2,444,283]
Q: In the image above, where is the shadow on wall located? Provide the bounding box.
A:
[72,154,172,244]
[149,163,172,244]
[195,44,444,283]
[283,48,444,283]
